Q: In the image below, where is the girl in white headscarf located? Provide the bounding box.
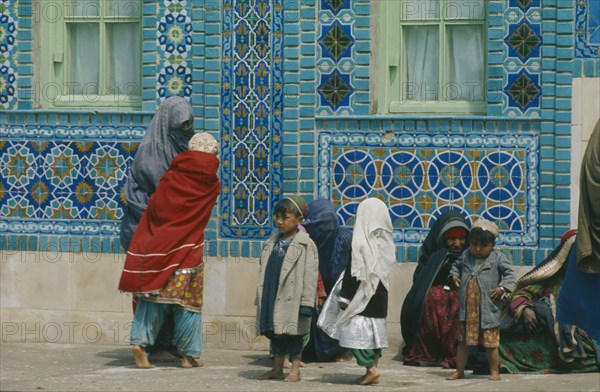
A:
[335,198,396,385]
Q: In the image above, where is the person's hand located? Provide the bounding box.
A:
[452,276,461,288]
[490,287,504,300]
[317,297,325,308]
[522,307,542,333]
[339,302,348,310]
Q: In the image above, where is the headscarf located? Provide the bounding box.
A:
[512,230,576,293]
[338,198,395,324]
[120,96,194,251]
[417,210,469,270]
[131,96,195,194]
[188,132,219,155]
[576,119,600,274]
[303,199,353,294]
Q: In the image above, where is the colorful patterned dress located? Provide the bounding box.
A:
[499,273,599,373]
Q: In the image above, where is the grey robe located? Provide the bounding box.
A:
[119,96,194,251]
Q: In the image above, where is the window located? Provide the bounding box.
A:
[38,0,141,109]
[376,0,486,114]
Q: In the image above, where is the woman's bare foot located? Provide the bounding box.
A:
[359,367,380,385]
[181,355,203,368]
[446,370,464,380]
[132,346,155,369]
[284,372,301,382]
[257,368,285,380]
[489,372,501,381]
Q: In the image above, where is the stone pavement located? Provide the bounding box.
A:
[1,343,599,392]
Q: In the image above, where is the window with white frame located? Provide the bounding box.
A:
[38,0,141,109]
[376,0,487,114]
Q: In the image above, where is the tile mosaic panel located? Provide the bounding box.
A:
[317,0,365,115]
[0,0,18,110]
[220,0,284,239]
[321,0,350,14]
[156,0,193,102]
[317,131,539,247]
[503,2,542,116]
[575,0,600,58]
[0,124,144,247]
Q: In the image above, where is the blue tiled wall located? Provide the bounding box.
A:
[1,0,599,266]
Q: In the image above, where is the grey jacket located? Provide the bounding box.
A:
[450,249,516,329]
[256,231,319,335]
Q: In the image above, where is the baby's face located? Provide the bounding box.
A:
[469,240,494,259]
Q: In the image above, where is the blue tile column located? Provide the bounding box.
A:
[538,0,574,259]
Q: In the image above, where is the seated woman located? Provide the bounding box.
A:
[498,230,599,374]
[401,210,469,368]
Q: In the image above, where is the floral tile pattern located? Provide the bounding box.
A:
[0,2,17,109]
[220,0,284,239]
[575,0,600,57]
[156,0,193,102]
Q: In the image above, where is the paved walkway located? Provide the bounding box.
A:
[1,343,599,391]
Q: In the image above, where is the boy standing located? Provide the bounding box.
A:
[256,196,318,382]
[447,218,516,381]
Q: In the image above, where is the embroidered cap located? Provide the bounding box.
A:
[472,218,499,238]
[283,196,308,218]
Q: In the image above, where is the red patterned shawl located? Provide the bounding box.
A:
[118,150,220,293]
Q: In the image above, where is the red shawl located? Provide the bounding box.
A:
[118,150,220,293]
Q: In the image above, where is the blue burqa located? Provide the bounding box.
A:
[302,199,352,361]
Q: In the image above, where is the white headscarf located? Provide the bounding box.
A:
[188,132,219,154]
[338,197,396,324]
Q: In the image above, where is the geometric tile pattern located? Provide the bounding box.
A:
[503,1,542,116]
[317,131,539,247]
[506,70,541,111]
[157,0,193,102]
[317,0,359,115]
[219,0,284,239]
[575,0,600,58]
[0,1,18,109]
[0,124,145,248]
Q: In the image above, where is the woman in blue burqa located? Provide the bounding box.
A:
[301,199,353,362]
[120,96,195,361]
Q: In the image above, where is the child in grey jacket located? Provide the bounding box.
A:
[446,218,516,381]
[256,196,318,382]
